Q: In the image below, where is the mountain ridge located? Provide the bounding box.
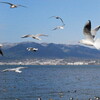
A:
[0,42,100,61]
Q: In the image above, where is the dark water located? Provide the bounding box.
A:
[0,65,100,100]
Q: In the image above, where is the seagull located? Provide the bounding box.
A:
[52,25,65,30]
[50,16,65,25]
[79,20,100,49]
[21,34,48,40]
[94,96,100,100]
[2,67,27,73]
[27,47,38,52]
[0,2,27,8]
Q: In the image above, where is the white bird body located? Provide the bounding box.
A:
[52,25,64,30]
[27,47,38,52]
[2,67,27,73]
[21,34,48,40]
[79,20,100,50]
[80,39,94,46]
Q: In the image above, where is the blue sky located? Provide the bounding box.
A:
[0,0,100,44]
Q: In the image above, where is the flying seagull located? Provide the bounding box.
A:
[50,16,65,25]
[21,34,48,40]
[0,2,27,8]
[52,25,65,30]
[2,67,27,73]
[27,47,38,52]
[79,20,100,49]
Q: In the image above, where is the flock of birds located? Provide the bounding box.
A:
[21,15,65,52]
[0,2,100,57]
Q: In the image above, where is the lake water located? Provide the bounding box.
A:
[0,65,100,100]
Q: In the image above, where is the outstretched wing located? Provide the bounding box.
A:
[0,2,13,5]
[35,34,48,37]
[17,4,27,8]
[83,20,93,41]
[2,69,9,72]
[91,26,100,38]
[21,34,32,38]
[58,17,65,25]
[52,26,60,30]
[50,16,65,25]
[0,49,3,56]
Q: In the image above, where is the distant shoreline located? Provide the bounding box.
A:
[0,59,98,65]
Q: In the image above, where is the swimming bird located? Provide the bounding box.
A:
[50,16,65,25]
[52,25,65,30]
[21,34,48,40]
[94,96,100,100]
[0,2,27,8]
[69,97,73,100]
[27,47,38,52]
[2,67,27,73]
[79,20,100,50]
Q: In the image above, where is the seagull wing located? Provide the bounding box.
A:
[59,17,65,25]
[83,20,93,41]
[91,26,100,38]
[0,49,3,56]
[35,34,48,37]
[50,16,65,25]
[33,36,41,40]
[17,4,27,8]
[27,47,33,51]
[33,48,38,51]
[0,2,13,5]
[2,69,9,72]
[21,34,32,38]
[52,26,59,30]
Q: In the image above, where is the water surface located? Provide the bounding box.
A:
[0,65,100,100]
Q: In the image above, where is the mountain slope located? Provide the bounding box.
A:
[0,42,100,61]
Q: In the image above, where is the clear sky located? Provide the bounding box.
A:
[0,0,100,44]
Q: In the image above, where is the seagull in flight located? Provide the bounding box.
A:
[52,25,65,30]
[21,34,48,40]
[0,2,27,8]
[27,47,38,52]
[50,16,65,25]
[79,20,100,49]
[2,67,27,73]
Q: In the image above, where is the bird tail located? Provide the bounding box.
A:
[94,38,100,50]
